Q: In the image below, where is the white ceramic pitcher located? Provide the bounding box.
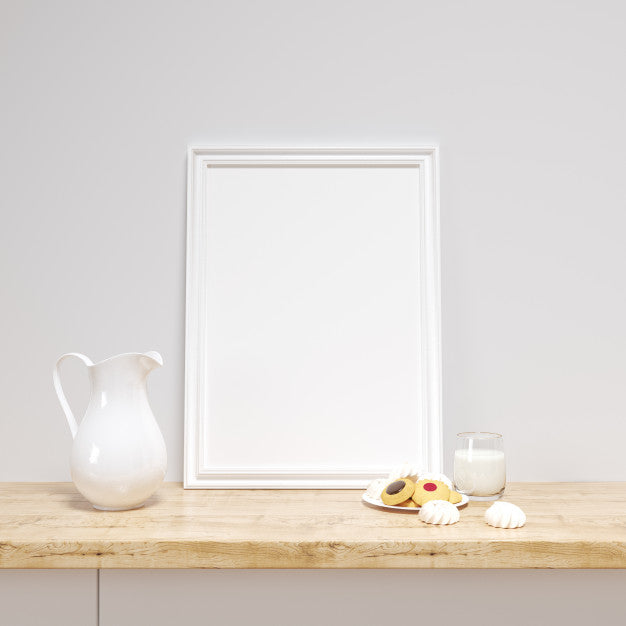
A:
[53,351,167,511]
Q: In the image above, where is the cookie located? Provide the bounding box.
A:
[396,498,418,508]
[419,500,460,525]
[381,478,415,505]
[388,463,421,482]
[411,479,451,505]
[364,478,387,500]
[418,472,453,489]
[448,490,462,504]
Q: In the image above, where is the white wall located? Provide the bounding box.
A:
[2,0,626,482]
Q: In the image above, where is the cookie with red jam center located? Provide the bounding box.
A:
[411,479,451,505]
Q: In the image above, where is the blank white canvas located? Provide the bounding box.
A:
[205,165,418,467]
[185,148,440,487]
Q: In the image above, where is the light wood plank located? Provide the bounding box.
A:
[1,483,626,568]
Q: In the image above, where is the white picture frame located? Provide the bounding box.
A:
[185,147,441,488]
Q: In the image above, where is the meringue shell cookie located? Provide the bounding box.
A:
[387,463,422,482]
[364,478,387,500]
[485,501,526,529]
[418,500,460,525]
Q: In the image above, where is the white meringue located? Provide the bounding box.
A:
[387,463,422,482]
[364,478,386,500]
[417,472,453,489]
[485,501,526,529]
[418,500,460,525]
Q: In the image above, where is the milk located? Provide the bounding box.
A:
[454,448,506,497]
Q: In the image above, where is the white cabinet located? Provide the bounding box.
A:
[3,569,626,626]
[100,569,626,626]
[0,570,97,626]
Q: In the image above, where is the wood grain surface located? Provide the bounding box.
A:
[1,482,626,569]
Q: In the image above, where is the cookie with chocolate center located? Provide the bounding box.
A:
[381,478,415,505]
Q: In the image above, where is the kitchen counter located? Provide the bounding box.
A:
[1,482,625,568]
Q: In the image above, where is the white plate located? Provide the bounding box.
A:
[362,492,469,512]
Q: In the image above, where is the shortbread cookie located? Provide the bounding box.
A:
[417,472,453,489]
[411,479,451,505]
[448,490,463,504]
[396,498,418,508]
[381,478,415,505]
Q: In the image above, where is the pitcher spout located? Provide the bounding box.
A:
[91,351,164,385]
[141,351,163,372]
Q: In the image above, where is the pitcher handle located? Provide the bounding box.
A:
[53,353,93,439]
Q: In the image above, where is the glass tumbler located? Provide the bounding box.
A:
[454,432,505,501]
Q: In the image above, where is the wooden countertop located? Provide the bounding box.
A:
[1,482,625,569]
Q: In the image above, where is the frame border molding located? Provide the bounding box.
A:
[184,147,441,488]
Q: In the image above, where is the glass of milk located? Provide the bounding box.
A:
[454,432,505,501]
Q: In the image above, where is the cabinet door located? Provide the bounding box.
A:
[101,569,626,626]
[0,570,97,626]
